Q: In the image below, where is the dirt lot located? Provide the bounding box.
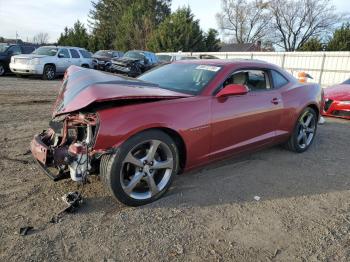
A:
[0,75,350,262]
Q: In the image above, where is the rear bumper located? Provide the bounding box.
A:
[322,99,350,119]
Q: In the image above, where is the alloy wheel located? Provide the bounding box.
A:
[46,67,55,80]
[297,111,316,149]
[120,139,174,200]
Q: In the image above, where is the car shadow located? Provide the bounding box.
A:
[80,118,350,213]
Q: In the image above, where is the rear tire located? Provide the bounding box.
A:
[100,130,179,206]
[42,64,56,80]
[285,107,317,153]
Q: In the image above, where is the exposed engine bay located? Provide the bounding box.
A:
[31,113,99,182]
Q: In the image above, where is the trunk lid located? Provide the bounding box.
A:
[53,65,191,116]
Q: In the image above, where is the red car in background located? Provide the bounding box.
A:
[323,79,350,119]
[31,60,323,206]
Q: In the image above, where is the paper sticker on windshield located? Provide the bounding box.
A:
[196,65,221,72]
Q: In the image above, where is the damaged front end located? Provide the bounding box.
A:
[30,113,99,182]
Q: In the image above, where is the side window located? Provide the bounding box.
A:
[8,45,21,55]
[79,49,91,58]
[58,48,70,58]
[69,49,80,58]
[271,70,289,89]
[223,70,270,91]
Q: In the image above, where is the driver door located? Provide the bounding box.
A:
[209,69,283,161]
[56,48,71,73]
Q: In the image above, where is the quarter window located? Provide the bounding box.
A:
[271,70,289,88]
[69,49,80,58]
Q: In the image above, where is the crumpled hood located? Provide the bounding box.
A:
[324,84,350,101]
[53,65,191,116]
[111,57,141,66]
[92,55,111,61]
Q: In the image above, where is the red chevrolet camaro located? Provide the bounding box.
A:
[31,60,323,206]
[323,79,350,119]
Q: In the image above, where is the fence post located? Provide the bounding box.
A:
[226,53,228,59]
[281,53,286,69]
[251,53,254,60]
[319,53,326,86]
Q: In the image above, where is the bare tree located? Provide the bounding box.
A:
[269,0,338,51]
[32,32,49,44]
[216,0,271,43]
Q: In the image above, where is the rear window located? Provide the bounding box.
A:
[79,49,92,58]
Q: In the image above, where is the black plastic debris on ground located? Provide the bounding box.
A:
[50,192,83,224]
[19,226,33,236]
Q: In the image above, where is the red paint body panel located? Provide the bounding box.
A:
[323,84,350,119]
[33,61,323,173]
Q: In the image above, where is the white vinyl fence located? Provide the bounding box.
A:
[159,51,350,88]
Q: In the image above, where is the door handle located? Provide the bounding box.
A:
[271,97,281,105]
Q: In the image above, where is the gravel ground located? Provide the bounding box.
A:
[0,75,350,262]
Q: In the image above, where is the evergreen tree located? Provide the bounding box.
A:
[57,21,89,49]
[204,29,221,52]
[327,23,350,51]
[148,7,206,52]
[297,38,324,51]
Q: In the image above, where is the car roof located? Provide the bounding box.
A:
[173,58,277,67]
[40,45,87,50]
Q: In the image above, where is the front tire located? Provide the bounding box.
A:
[100,130,179,206]
[0,63,5,76]
[285,107,317,153]
[42,64,56,80]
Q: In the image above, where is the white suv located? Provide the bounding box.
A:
[10,46,93,80]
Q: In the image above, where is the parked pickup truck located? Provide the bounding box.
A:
[10,46,93,80]
[0,43,36,76]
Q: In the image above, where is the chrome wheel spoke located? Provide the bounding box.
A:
[297,131,304,142]
[304,114,313,127]
[153,159,173,169]
[306,127,314,134]
[145,174,159,196]
[146,140,161,162]
[302,132,307,145]
[124,152,143,167]
[124,171,144,194]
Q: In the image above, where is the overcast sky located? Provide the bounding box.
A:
[0,0,349,43]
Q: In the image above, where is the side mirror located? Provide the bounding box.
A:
[216,84,248,98]
[7,50,13,55]
[58,53,65,58]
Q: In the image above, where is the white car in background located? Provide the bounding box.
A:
[10,46,93,80]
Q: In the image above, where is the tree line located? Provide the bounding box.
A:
[58,0,220,52]
[55,0,349,52]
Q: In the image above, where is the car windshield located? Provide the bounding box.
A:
[138,63,222,95]
[95,50,112,57]
[342,79,350,85]
[124,51,145,60]
[157,55,172,62]
[32,47,58,56]
[0,44,9,52]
